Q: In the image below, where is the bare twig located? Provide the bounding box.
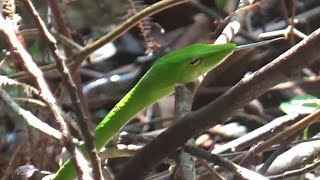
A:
[211,114,302,154]
[183,145,268,180]
[268,160,320,179]
[20,0,102,178]
[233,105,320,166]
[198,159,224,180]
[47,0,73,57]
[70,0,188,71]
[0,88,62,140]
[258,134,297,174]
[8,0,189,81]
[0,15,88,179]
[1,145,24,180]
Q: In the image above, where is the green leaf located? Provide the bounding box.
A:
[280,94,320,115]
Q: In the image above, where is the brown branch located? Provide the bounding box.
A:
[0,88,62,140]
[47,0,90,128]
[235,103,320,168]
[257,134,297,174]
[2,144,24,180]
[182,145,268,180]
[211,114,303,154]
[47,0,73,57]
[0,15,88,178]
[268,159,320,179]
[21,0,102,179]
[184,145,241,177]
[116,28,320,180]
[70,0,188,71]
[249,137,320,178]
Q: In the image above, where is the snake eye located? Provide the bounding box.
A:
[190,57,202,66]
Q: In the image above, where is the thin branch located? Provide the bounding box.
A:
[256,136,320,177]
[0,15,88,179]
[0,88,62,140]
[1,144,24,180]
[268,160,320,179]
[258,134,297,174]
[21,0,102,178]
[7,0,188,80]
[233,105,320,165]
[70,0,188,71]
[47,0,73,57]
[183,145,268,180]
[211,114,302,154]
